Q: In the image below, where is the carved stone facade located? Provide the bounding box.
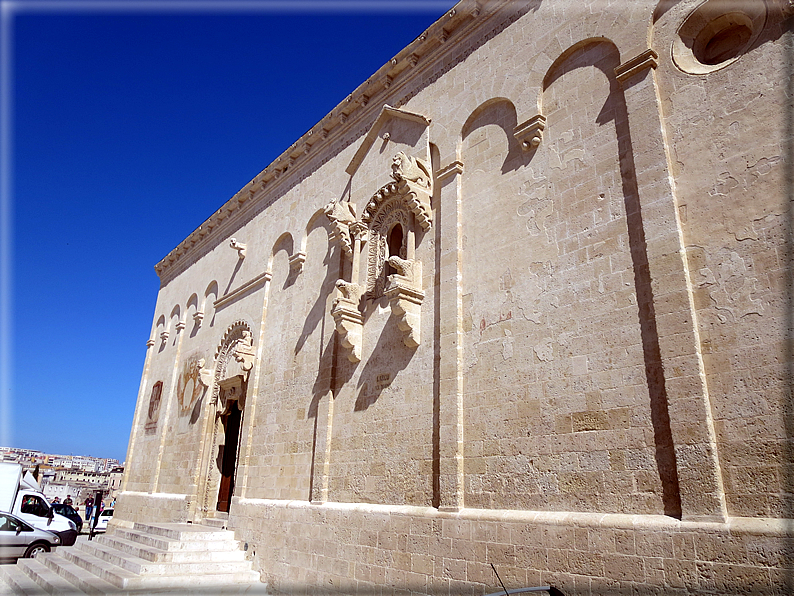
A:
[118,1,793,594]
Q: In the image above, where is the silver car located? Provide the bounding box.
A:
[0,511,60,559]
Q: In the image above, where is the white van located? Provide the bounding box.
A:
[0,463,77,547]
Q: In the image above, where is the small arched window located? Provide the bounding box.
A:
[385,223,404,277]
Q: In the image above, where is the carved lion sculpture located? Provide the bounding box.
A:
[391,152,431,188]
[335,280,363,302]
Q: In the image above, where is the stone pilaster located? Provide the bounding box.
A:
[616,50,727,522]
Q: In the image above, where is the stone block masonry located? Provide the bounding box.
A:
[116,0,794,593]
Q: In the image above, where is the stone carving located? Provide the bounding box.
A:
[212,321,255,403]
[232,329,256,372]
[324,199,357,257]
[229,238,247,259]
[385,257,424,347]
[325,150,432,356]
[513,114,546,150]
[331,281,365,362]
[144,381,163,435]
[391,151,431,188]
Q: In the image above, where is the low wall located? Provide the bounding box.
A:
[229,498,791,595]
[114,490,193,527]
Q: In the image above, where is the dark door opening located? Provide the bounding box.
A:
[216,400,242,513]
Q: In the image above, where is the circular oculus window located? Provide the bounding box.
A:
[673,0,767,74]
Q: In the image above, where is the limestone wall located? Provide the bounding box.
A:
[118,0,793,592]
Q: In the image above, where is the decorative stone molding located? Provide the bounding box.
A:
[193,311,205,325]
[146,338,156,348]
[326,149,432,355]
[615,49,659,84]
[324,199,357,258]
[361,152,433,232]
[331,281,365,363]
[289,251,307,273]
[436,160,464,182]
[175,321,187,332]
[230,238,247,259]
[385,257,424,347]
[232,330,256,373]
[214,271,272,310]
[213,321,256,396]
[197,358,214,388]
[160,330,170,342]
[513,114,546,150]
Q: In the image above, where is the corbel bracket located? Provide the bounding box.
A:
[385,257,424,348]
[289,251,307,273]
[514,115,546,151]
[331,281,365,362]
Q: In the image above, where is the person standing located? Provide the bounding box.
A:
[84,496,94,523]
[64,495,73,506]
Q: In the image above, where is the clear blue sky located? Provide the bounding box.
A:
[2,0,456,463]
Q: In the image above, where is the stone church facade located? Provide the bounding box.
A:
[117,0,793,593]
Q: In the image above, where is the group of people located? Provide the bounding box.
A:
[50,494,115,522]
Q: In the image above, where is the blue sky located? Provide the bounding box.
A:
[2,0,456,463]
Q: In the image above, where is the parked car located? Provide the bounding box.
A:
[50,503,83,533]
[0,511,60,559]
[0,463,77,546]
[93,508,113,532]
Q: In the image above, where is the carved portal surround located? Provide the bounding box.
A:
[326,152,433,362]
[196,320,255,517]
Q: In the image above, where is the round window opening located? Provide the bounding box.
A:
[673,0,767,74]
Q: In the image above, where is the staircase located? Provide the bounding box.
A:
[0,521,266,594]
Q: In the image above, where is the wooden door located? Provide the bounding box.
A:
[216,401,241,512]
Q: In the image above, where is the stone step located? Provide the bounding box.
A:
[199,517,229,529]
[0,564,49,596]
[69,540,252,576]
[15,558,84,595]
[41,547,137,590]
[110,526,241,552]
[131,522,235,542]
[92,533,246,563]
[34,553,120,595]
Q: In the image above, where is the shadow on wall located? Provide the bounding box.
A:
[461,98,532,175]
[544,38,682,518]
[355,304,417,411]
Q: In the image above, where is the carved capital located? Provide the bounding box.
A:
[193,311,205,325]
[146,338,156,348]
[514,115,546,150]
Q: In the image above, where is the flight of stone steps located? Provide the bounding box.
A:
[0,520,268,594]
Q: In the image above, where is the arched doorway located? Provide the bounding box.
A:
[196,322,255,518]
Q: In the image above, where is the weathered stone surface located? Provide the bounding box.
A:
[116,1,793,594]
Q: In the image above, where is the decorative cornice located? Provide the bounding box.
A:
[615,49,659,85]
[153,0,517,282]
[214,271,272,310]
[436,161,464,182]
